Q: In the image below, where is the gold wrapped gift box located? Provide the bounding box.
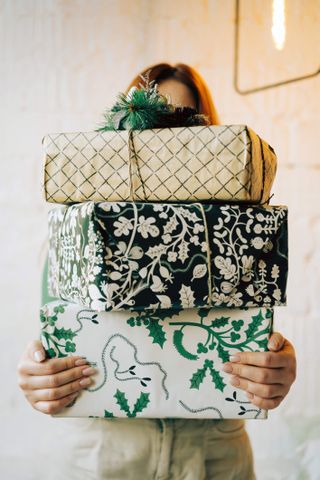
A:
[43,124,276,204]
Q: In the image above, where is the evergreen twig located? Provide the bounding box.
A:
[97,71,209,131]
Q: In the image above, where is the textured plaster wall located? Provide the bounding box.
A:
[0,1,319,479]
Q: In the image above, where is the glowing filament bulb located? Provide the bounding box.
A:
[272,0,286,50]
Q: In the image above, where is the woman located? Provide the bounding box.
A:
[17,63,296,479]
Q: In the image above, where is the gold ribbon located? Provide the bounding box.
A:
[128,129,147,202]
[195,202,213,306]
[127,132,213,305]
[56,206,70,300]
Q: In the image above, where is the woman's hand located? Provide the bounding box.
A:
[222,332,296,410]
[17,340,97,415]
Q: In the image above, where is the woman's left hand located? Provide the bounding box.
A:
[222,332,296,410]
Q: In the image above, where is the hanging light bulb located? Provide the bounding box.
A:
[272,0,286,50]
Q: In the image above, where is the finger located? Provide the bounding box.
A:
[223,362,285,385]
[268,332,285,351]
[26,340,47,363]
[229,350,288,368]
[33,391,80,415]
[229,375,289,399]
[18,355,89,376]
[245,393,284,410]
[27,375,93,402]
[20,364,97,390]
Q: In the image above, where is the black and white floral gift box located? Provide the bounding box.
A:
[48,202,288,312]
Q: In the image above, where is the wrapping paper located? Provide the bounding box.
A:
[48,202,288,311]
[40,301,273,419]
[43,125,277,204]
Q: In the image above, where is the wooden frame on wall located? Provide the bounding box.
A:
[233,0,320,94]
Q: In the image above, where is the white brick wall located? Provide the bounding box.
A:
[1,1,319,478]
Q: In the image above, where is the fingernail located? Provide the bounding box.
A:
[222,364,233,373]
[268,333,284,351]
[268,340,279,350]
[34,350,45,362]
[75,359,88,366]
[82,367,96,376]
[80,377,92,386]
[246,392,254,399]
[230,376,240,386]
[229,355,240,363]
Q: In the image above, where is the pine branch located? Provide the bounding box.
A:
[97,72,209,132]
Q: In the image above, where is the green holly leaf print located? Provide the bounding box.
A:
[46,348,56,358]
[231,320,244,332]
[209,366,226,392]
[211,317,230,328]
[190,359,225,392]
[53,304,65,314]
[266,309,273,319]
[230,332,241,343]
[65,341,76,353]
[40,312,47,323]
[48,315,58,326]
[217,344,229,363]
[256,338,269,350]
[198,308,210,319]
[197,343,208,354]
[173,330,198,361]
[203,359,214,369]
[53,327,77,342]
[190,366,207,389]
[245,310,264,338]
[131,392,150,417]
[147,320,166,348]
[104,410,115,418]
[114,390,131,415]
[127,317,136,327]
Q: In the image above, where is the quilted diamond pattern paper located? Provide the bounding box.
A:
[48,202,288,311]
[43,125,277,204]
[40,301,273,419]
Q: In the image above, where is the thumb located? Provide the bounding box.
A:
[28,339,46,363]
[268,332,285,352]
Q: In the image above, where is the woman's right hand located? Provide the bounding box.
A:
[17,340,97,415]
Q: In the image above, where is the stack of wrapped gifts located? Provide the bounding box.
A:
[40,87,288,420]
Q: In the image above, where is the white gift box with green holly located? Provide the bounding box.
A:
[40,301,273,419]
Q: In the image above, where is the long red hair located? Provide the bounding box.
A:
[126,62,219,125]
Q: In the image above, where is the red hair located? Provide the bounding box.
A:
[126,62,219,125]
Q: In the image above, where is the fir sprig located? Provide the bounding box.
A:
[97,71,209,132]
[97,73,171,131]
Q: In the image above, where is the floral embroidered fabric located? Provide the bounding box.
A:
[48,202,288,312]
